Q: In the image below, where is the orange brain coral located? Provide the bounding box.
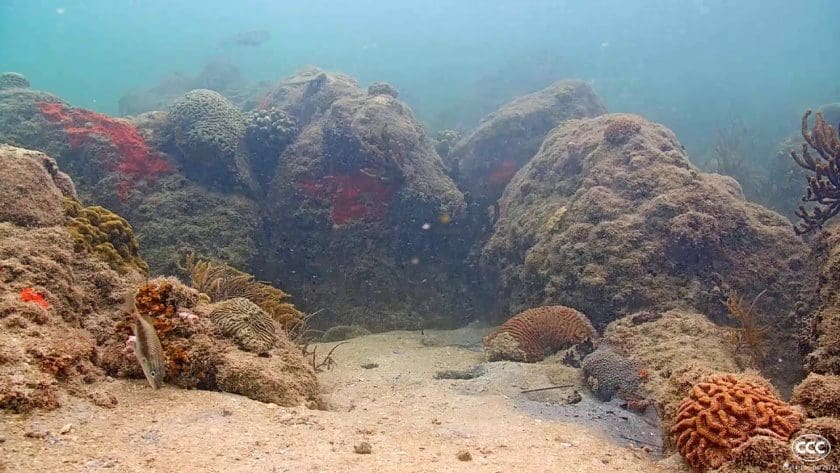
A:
[483,305,598,362]
[670,373,803,472]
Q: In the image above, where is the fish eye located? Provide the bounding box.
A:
[150,370,156,376]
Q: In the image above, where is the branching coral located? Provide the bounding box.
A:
[483,305,599,362]
[670,373,802,472]
[790,110,840,234]
[63,198,149,275]
[179,254,304,332]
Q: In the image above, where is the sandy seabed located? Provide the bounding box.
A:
[0,328,668,473]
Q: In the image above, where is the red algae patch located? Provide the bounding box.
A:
[19,287,49,309]
[299,173,397,226]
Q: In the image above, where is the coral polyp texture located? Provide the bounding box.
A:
[63,198,149,275]
[670,373,802,473]
[205,297,278,354]
[789,110,840,234]
[792,373,840,418]
[483,305,598,362]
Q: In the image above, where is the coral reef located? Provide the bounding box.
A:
[434,129,460,160]
[483,305,598,362]
[204,297,278,355]
[260,68,481,331]
[64,198,149,275]
[792,373,840,418]
[581,344,646,401]
[804,225,840,374]
[0,72,30,90]
[790,110,840,234]
[482,113,810,387]
[670,373,802,473]
[0,144,67,226]
[38,101,172,202]
[448,79,605,208]
[367,81,399,98]
[603,116,642,144]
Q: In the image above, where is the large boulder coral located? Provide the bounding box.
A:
[448,79,606,208]
[259,68,482,330]
[482,113,810,387]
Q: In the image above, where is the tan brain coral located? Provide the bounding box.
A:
[207,298,277,355]
[483,305,598,362]
[670,373,802,472]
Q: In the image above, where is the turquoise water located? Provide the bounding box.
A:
[1,0,838,152]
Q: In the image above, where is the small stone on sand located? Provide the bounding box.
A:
[457,450,472,461]
[354,441,372,454]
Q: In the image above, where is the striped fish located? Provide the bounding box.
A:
[122,291,166,389]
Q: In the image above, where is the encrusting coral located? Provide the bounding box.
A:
[205,297,277,355]
[63,198,149,275]
[483,305,598,362]
[790,110,840,234]
[670,373,802,473]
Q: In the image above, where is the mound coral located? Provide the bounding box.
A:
[205,298,278,355]
[670,373,802,472]
[169,89,245,158]
[581,344,646,401]
[790,110,840,234]
[64,198,149,275]
[244,106,297,177]
[603,116,642,144]
[37,101,172,201]
[483,305,598,362]
[367,81,399,98]
[0,72,30,90]
[791,373,840,418]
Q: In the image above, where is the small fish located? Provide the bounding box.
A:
[122,292,166,389]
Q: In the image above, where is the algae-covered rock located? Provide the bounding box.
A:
[0,144,67,226]
[261,68,481,331]
[449,79,605,207]
[483,113,810,387]
[0,72,30,90]
[803,225,840,375]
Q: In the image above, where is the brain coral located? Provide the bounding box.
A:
[670,373,802,472]
[0,72,30,90]
[207,297,277,354]
[168,89,245,170]
[483,305,598,362]
[63,198,149,275]
[581,344,646,401]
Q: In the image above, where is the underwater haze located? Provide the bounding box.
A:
[1,0,839,154]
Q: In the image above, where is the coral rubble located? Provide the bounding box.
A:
[670,373,802,472]
[483,305,598,362]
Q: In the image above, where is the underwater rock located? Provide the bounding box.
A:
[804,225,840,375]
[367,81,398,98]
[792,373,840,418]
[0,72,30,90]
[0,144,67,226]
[321,325,372,342]
[670,373,802,473]
[261,68,479,331]
[448,79,605,207]
[483,305,598,362]
[483,113,810,388]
